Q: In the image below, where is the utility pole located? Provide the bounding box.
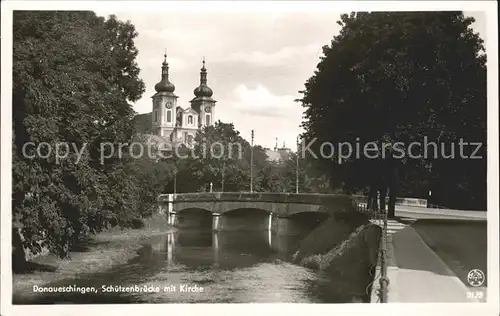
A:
[221,158,226,192]
[172,150,177,198]
[174,168,177,196]
[295,136,299,194]
[250,129,254,193]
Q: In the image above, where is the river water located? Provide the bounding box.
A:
[18,228,370,304]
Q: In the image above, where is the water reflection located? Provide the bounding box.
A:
[129,228,322,303]
[162,229,284,269]
[16,225,362,304]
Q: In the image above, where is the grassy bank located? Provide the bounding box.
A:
[292,212,380,302]
[413,218,487,290]
[13,214,176,297]
[292,211,368,262]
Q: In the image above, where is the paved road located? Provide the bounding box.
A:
[395,206,486,221]
[358,203,486,221]
[391,224,481,302]
[370,219,484,303]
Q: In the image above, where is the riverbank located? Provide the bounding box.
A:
[292,212,380,302]
[13,213,176,299]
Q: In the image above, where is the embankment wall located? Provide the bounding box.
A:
[293,212,381,302]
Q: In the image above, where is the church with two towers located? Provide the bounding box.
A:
[151,53,216,146]
[148,53,292,163]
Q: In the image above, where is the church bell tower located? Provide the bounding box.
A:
[151,52,178,139]
[190,58,216,127]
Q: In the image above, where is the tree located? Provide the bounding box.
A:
[132,113,153,134]
[12,11,146,260]
[253,140,332,194]
[297,12,486,215]
[179,121,272,193]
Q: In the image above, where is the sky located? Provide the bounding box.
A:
[95,10,487,150]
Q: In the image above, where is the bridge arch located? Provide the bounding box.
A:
[214,207,273,232]
[284,211,329,232]
[287,211,329,221]
[173,207,213,229]
[176,207,213,214]
[174,201,215,213]
[223,207,272,216]
[160,192,360,233]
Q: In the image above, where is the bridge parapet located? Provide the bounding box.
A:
[158,192,355,207]
[351,195,428,208]
[157,192,370,231]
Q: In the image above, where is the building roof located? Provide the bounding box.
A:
[265,148,292,163]
[265,150,282,162]
[183,107,199,115]
[190,96,217,103]
[277,149,291,161]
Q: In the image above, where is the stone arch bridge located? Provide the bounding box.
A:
[157,192,362,234]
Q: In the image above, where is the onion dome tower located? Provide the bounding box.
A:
[190,58,216,127]
[193,59,213,98]
[154,53,176,94]
[151,51,178,138]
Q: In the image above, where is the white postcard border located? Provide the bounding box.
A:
[1,1,498,316]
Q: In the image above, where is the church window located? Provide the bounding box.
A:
[206,114,211,125]
[167,110,172,123]
[184,132,188,143]
[188,115,193,124]
[154,110,158,122]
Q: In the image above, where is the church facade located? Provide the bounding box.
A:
[151,54,216,146]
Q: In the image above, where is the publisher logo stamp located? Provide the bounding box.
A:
[467,269,485,287]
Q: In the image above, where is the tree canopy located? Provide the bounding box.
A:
[180,121,266,192]
[13,11,147,259]
[14,10,486,262]
[297,12,487,212]
[162,121,328,194]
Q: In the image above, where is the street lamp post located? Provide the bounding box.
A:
[250,129,254,193]
[295,136,300,194]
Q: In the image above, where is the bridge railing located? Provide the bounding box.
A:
[378,207,389,303]
[352,195,429,208]
[427,203,450,209]
[158,192,357,208]
[353,200,389,303]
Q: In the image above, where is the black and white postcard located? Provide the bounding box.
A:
[1,1,498,316]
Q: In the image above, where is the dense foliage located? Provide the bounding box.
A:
[174,121,288,193]
[11,10,317,262]
[12,11,147,260]
[132,112,153,134]
[297,12,487,213]
[15,10,485,262]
